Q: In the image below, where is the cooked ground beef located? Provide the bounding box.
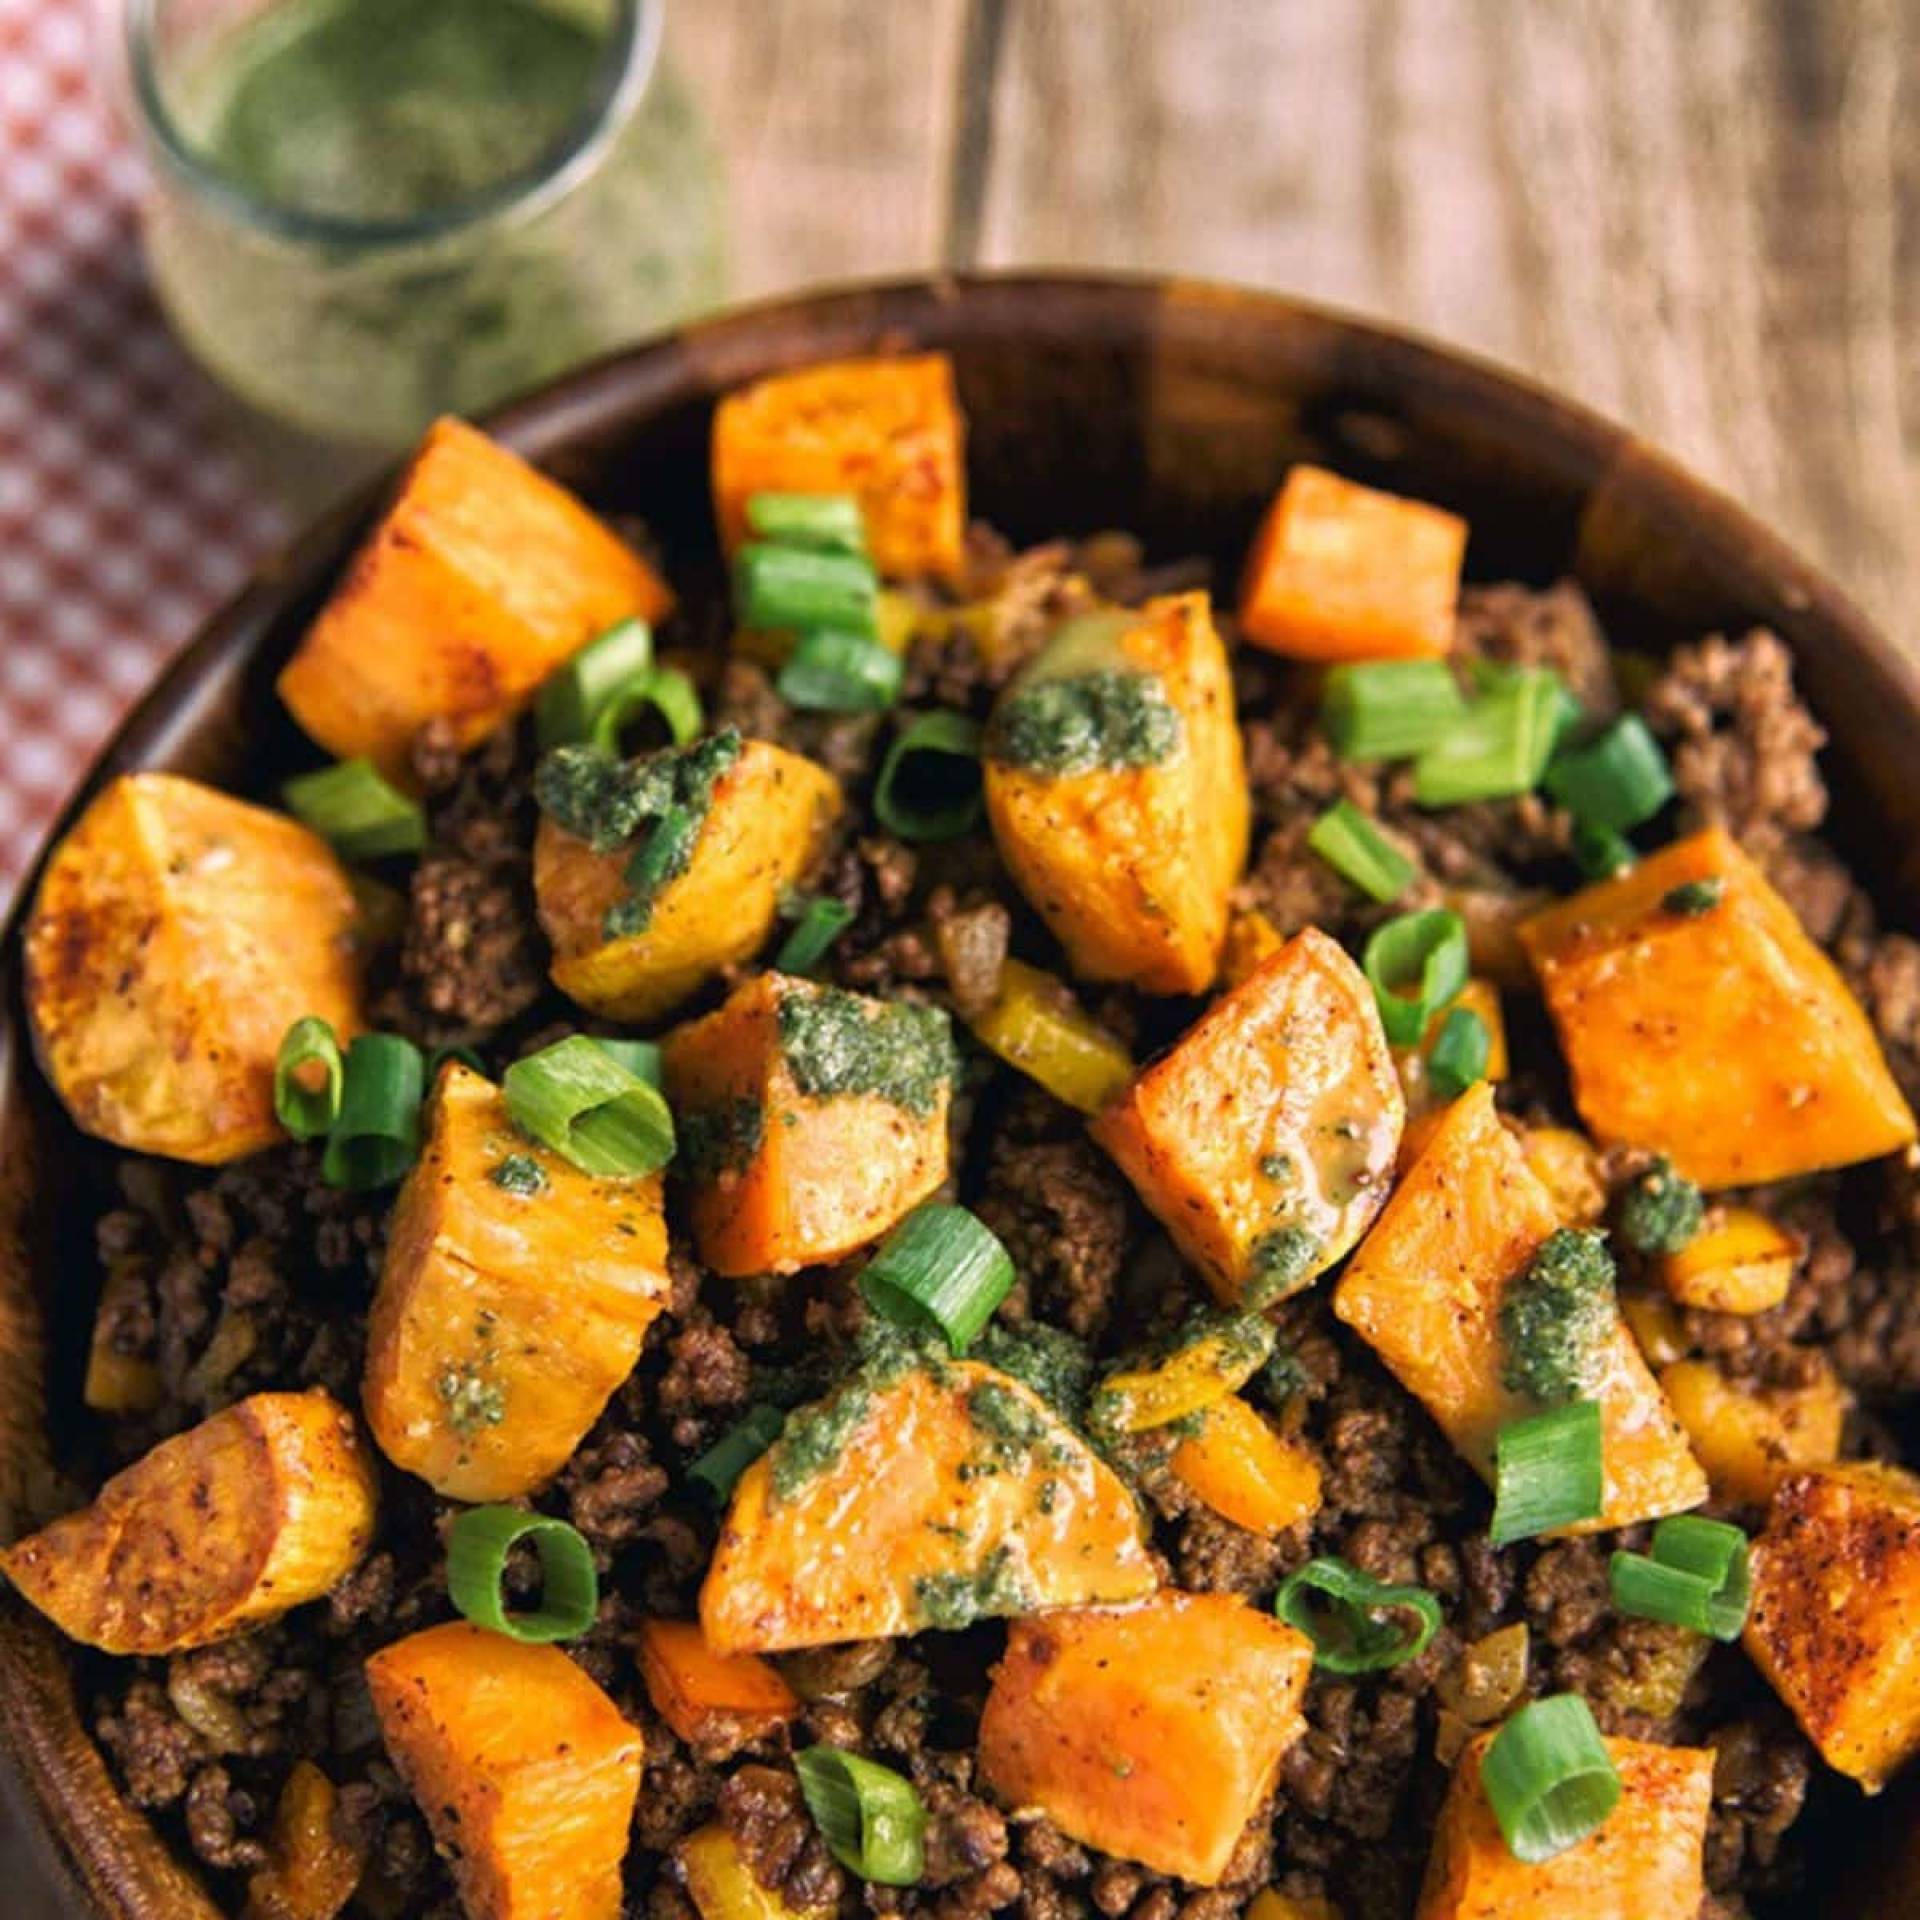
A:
[52,547,1909,1920]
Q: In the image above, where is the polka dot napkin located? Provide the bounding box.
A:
[0,0,287,906]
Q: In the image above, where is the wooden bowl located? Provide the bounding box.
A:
[3,274,1917,1918]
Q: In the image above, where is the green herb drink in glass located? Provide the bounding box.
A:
[124,0,725,462]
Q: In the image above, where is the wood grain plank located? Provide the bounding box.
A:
[971,0,1920,640]
[666,0,967,297]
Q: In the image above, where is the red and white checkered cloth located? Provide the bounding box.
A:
[0,0,288,906]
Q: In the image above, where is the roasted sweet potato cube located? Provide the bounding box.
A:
[662,974,953,1277]
[364,1065,670,1501]
[1092,929,1402,1306]
[1238,465,1466,662]
[1,1390,377,1654]
[366,1622,642,1920]
[984,595,1250,994]
[1519,827,1916,1186]
[700,1360,1154,1653]
[636,1619,798,1761]
[278,419,672,780]
[1745,1463,1920,1790]
[1415,1730,1713,1918]
[711,353,967,581]
[535,740,841,1021]
[1334,1082,1707,1531]
[24,773,364,1165]
[978,1591,1312,1885]
[1659,1358,1846,1507]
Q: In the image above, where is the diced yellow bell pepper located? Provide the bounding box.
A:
[966,957,1134,1114]
[1520,1126,1608,1227]
[679,1824,826,1920]
[1658,1357,1846,1506]
[1170,1395,1323,1536]
[1221,907,1285,988]
[1659,1206,1798,1315]
[1395,979,1509,1113]
[1092,1320,1274,1435]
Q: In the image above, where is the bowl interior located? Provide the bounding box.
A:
[3,273,1918,1918]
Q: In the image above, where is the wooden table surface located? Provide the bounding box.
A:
[6,0,1917,1909]
[673,0,1919,643]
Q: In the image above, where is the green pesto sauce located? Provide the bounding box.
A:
[488,1152,549,1197]
[769,1382,872,1502]
[911,1544,1035,1632]
[763,1323,951,1502]
[972,1323,1094,1428]
[1499,1227,1618,1406]
[679,1098,765,1182]
[775,982,956,1119]
[987,668,1182,777]
[967,1379,1054,1456]
[198,0,604,224]
[1662,877,1726,917]
[1245,1225,1325,1309]
[535,730,741,940]
[1616,1155,1705,1255]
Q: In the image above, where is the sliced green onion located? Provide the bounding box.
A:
[860,1204,1015,1354]
[793,1747,926,1886]
[747,491,867,554]
[589,666,704,754]
[446,1506,599,1643]
[1544,715,1674,832]
[1480,1693,1621,1864]
[1322,661,1468,761]
[776,896,856,975]
[1306,800,1414,904]
[778,630,905,713]
[736,542,879,638]
[320,1033,425,1189]
[283,758,426,860]
[624,806,699,904]
[1610,1514,1751,1641]
[1363,908,1470,1046]
[1428,1005,1490,1099]
[536,619,654,749]
[875,711,984,842]
[1274,1557,1442,1674]
[274,1017,344,1141]
[1411,670,1568,807]
[689,1404,787,1503]
[504,1034,675,1177]
[1572,819,1636,882]
[593,1037,663,1087]
[427,1043,487,1084]
[1490,1400,1604,1546]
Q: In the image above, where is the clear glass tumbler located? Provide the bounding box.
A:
[123,0,726,459]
